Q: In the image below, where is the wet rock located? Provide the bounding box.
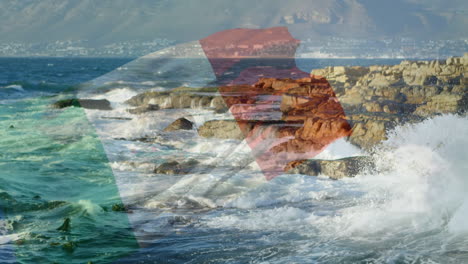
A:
[127,104,160,114]
[271,117,352,153]
[14,239,26,245]
[198,120,256,140]
[77,99,112,110]
[111,203,126,212]
[311,66,370,87]
[286,156,374,180]
[163,117,193,132]
[100,116,133,121]
[44,201,68,210]
[125,90,217,110]
[52,98,81,108]
[125,56,465,153]
[62,241,77,252]
[154,159,200,175]
[308,55,467,149]
[57,218,71,232]
[211,97,229,113]
[168,215,192,226]
[53,99,112,110]
[415,93,468,116]
[347,119,392,150]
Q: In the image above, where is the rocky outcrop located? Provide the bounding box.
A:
[154,160,199,175]
[125,87,228,112]
[127,104,160,114]
[285,156,374,179]
[198,120,254,140]
[53,98,112,110]
[163,117,194,132]
[127,55,465,179]
[311,54,467,149]
[56,218,71,232]
[414,93,468,117]
[153,159,217,175]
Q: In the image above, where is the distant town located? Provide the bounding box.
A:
[0,37,466,59]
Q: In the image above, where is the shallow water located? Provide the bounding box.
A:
[1,57,467,263]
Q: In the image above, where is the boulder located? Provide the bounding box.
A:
[125,89,218,110]
[127,104,160,114]
[163,117,194,132]
[415,93,468,116]
[198,120,254,140]
[154,159,200,175]
[53,99,112,110]
[111,203,127,212]
[57,218,71,232]
[347,119,390,150]
[286,156,374,179]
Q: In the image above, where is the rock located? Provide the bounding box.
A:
[77,99,112,110]
[53,99,112,110]
[363,102,383,112]
[127,104,160,114]
[347,119,391,150]
[163,117,194,132]
[286,156,374,179]
[57,218,71,232]
[14,239,26,245]
[111,203,126,212]
[125,89,219,110]
[415,93,468,116]
[307,55,467,150]
[271,79,301,91]
[53,98,81,108]
[62,241,77,252]
[9,125,14,129]
[154,161,179,174]
[311,66,369,87]
[297,117,351,142]
[198,120,254,140]
[154,159,200,175]
[210,96,229,113]
[123,56,465,157]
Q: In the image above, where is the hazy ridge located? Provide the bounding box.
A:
[1,0,466,45]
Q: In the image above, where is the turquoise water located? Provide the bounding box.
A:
[1,97,139,263]
[0,58,140,263]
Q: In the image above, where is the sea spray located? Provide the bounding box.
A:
[196,114,468,263]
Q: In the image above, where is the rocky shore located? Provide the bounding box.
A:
[55,54,467,179]
[312,54,467,149]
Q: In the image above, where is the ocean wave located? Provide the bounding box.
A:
[198,115,468,239]
[1,84,24,92]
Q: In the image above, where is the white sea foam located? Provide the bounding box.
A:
[313,137,364,160]
[0,217,20,245]
[2,85,24,92]
[201,115,468,240]
[77,200,104,215]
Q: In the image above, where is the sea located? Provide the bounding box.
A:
[0,57,467,263]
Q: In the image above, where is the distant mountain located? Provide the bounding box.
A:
[1,0,466,45]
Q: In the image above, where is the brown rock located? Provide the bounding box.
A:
[127,104,160,114]
[164,117,194,132]
[285,156,374,179]
[154,159,200,175]
[198,120,254,140]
